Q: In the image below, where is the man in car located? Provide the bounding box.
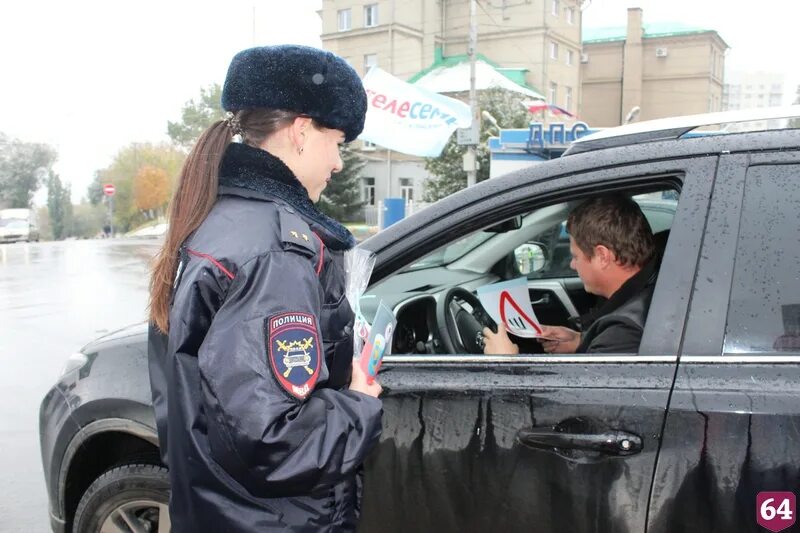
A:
[483,194,658,354]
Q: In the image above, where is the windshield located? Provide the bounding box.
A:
[0,219,27,229]
[404,231,494,271]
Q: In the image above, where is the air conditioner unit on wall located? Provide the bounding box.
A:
[580,53,589,63]
[655,47,668,58]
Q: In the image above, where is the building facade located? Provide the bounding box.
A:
[580,8,728,127]
[321,0,583,106]
[320,0,584,215]
[723,70,785,131]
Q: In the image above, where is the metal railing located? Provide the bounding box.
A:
[362,200,432,228]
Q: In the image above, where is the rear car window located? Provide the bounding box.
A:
[724,164,800,353]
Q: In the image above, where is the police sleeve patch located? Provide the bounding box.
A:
[266,312,321,400]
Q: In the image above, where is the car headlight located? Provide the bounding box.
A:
[61,352,88,377]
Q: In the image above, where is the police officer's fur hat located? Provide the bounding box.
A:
[221,45,367,142]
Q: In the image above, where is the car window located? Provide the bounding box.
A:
[724,164,800,353]
[404,231,493,271]
[5,220,28,229]
[526,192,677,280]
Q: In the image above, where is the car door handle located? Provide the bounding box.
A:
[530,294,550,305]
[517,427,642,456]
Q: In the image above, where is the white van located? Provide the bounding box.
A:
[0,208,40,243]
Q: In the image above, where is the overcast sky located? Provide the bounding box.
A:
[1,0,797,205]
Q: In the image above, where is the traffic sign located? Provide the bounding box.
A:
[103,184,116,196]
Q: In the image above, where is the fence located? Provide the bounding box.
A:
[362,200,432,228]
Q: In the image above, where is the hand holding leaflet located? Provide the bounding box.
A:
[476,277,548,339]
[358,301,396,383]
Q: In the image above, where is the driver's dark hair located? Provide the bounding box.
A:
[566,194,655,268]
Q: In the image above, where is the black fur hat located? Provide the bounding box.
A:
[221,45,367,142]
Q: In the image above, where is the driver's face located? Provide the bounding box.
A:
[569,236,603,295]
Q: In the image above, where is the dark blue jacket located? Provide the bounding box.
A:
[148,142,383,532]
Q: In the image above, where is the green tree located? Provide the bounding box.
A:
[167,84,225,149]
[47,173,73,240]
[71,201,106,239]
[790,85,800,129]
[0,133,58,208]
[36,206,53,241]
[423,88,530,202]
[317,147,365,222]
[87,173,104,206]
[93,143,185,232]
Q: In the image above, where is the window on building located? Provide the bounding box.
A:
[362,140,376,150]
[400,178,414,202]
[549,82,557,104]
[564,86,572,111]
[566,7,575,24]
[550,41,558,60]
[364,53,377,74]
[566,50,573,66]
[711,50,716,78]
[362,177,376,206]
[364,4,379,27]
[724,165,800,353]
[551,0,559,16]
[337,9,351,31]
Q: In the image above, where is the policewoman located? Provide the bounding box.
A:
[147,45,383,532]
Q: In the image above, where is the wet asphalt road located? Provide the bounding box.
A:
[0,239,159,533]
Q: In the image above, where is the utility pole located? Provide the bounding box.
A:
[109,195,114,238]
[466,0,479,187]
[387,0,395,197]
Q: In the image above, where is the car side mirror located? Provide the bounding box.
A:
[514,243,547,275]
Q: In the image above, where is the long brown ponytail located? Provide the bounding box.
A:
[149,109,305,333]
[149,120,232,332]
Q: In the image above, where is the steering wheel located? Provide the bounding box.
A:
[435,287,498,354]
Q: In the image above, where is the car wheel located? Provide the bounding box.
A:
[73,463,170,533]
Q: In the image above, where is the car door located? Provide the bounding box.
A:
[358,155,718,533]
[647,151,800,533]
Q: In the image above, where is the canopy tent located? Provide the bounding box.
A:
[411,58,545,100]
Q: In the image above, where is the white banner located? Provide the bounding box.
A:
[359,68,472,157]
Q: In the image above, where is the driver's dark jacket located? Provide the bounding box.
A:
[576,256,658,353]
[148,142,383,532]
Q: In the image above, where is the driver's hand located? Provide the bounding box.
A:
[537,325,581,353]
[483,323,519,355]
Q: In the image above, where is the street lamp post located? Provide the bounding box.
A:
[466,0,478,187]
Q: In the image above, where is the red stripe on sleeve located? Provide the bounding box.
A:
[312,232,325,276]
[186,248,235,280]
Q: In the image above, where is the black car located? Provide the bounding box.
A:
[40,109,800,533]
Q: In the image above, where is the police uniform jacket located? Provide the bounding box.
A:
[148,142,383,532]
